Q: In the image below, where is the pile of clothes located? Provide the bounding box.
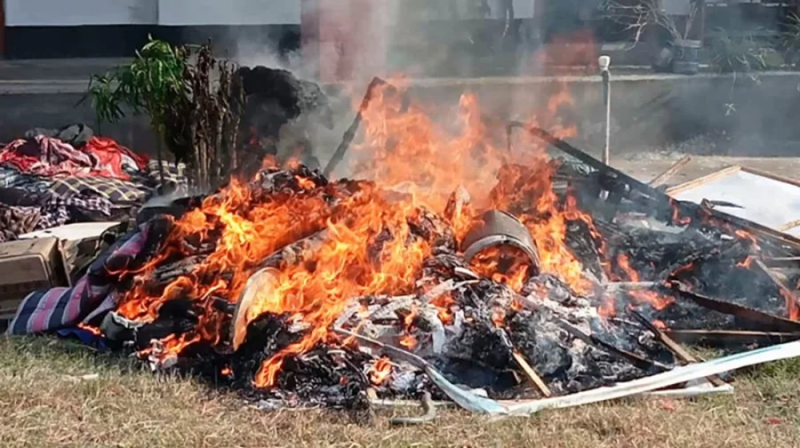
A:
[0,124,186,242]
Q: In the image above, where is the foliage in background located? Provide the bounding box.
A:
[780,13,800,67]
[601,0,699,46]
[87,37,244,188]
[709,29,773,74]
[88,38,187,128]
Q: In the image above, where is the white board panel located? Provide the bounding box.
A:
[5,0,157,26]
[674,170,800,237]
[158,0,302,25]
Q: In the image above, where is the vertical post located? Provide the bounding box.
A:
[695,0,706,42]
[598,55,611,166]
[0,0,5,57]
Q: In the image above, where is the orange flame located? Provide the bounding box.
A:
[737,256,755,269]
[77,323,103,336]
[601,254,674,316]
[491,307,507,328]
[368,356,393,385]
[430,291,456,325]
[399,304,420,350]
[469,245,531,292]
[113,77,601,388]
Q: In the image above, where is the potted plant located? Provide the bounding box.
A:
[602,0,701,74]
[780,12,800,68]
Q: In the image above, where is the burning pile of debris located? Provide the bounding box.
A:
[11,79,800,416]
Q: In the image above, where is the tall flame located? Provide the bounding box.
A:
[115,77,602,388]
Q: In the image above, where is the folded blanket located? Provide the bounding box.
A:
[6,220,167,335]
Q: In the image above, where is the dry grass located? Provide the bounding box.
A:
[0,337,798,448]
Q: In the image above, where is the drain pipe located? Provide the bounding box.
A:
[598,55,611,165]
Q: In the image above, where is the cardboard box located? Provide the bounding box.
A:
[0,238,69,320]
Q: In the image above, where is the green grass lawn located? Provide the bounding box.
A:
[0,337,798,448]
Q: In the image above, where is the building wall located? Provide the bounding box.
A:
[157,0,301,25]
[4,0,302,26]
[3,0,303,59]
[5,0,158,26]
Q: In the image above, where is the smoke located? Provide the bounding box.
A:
[216,1,800,163]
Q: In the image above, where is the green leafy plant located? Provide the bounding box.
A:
[601,0,699,46]
[87,37,243,187]
[89,37,187,125]
[780,13,800,66]
[710,29,771,74]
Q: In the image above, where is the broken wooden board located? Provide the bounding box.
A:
[669,166,800,238]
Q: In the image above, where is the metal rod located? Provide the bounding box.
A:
[599,55,611,165]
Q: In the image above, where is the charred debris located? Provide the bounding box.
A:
[86,83,800,417]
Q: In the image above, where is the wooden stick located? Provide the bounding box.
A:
[323,77,387,177]
[739,166,800,189]
[649,155,692,188]
[779,219,800,232]
[665,329,800,346]
[754,259,800,320]
[762,256,800,268]
[666,165,741,196]
[630,311,726,387]
[511,351,552,397]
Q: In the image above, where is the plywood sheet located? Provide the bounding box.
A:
[673,170,800,237]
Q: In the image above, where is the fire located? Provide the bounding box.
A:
[628,290,675,311]
[430,291,456,324]
[669,198,692,226]
[368,356,393,385]
[491,307,507,328]
[670,262,696,280]
[399,304,420,350]
[598,295,617,318]
[77,323,103,336]
[469,245,531,292]
[737,255,755,269]
[399,334,418,350]
[734,229,760,250]
[601,254,674,316]
[616,253,639,282]
[113,77,604,388]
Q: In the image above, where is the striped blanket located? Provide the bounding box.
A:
[6,220,165,335]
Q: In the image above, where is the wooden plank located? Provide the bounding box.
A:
[630,310,726,387]
[754,258,800,321]
[669,282,800,332]
[762,256,800,268]
[739,166,800,190]
[779,219,800,233]
[512,350,552,397]
[665,329,800,346]
[665,165,741,196]
[649,155,693,188]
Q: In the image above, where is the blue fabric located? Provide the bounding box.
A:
[56,328,109,351]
